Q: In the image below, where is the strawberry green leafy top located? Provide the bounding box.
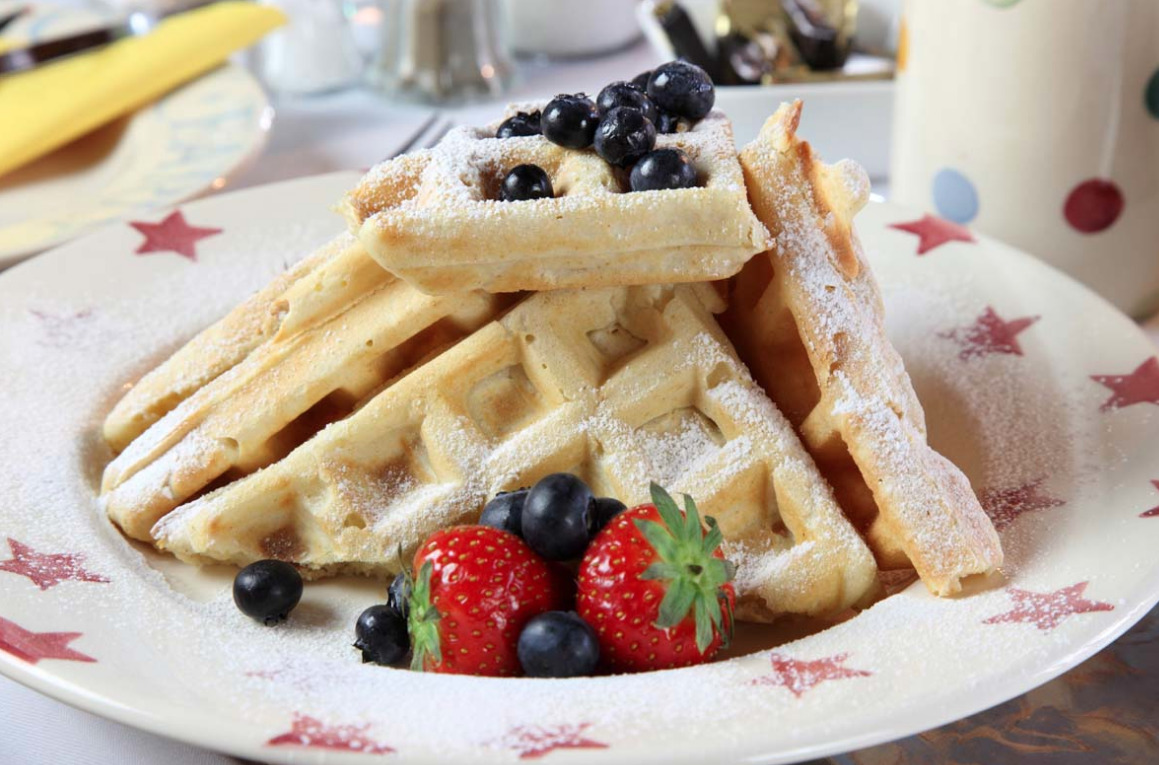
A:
[637,483,736,653]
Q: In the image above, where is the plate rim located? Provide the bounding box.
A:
[7,584,1159,765]
[0,170,1156,765]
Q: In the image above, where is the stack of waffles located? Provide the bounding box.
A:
[101,101,1002,623]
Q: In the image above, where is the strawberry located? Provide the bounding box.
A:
[407,525,569,676]
[577,483,735,672]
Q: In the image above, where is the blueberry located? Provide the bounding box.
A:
[593,107,656,167]
[480,488,528,536]
[631,69,653,91]
[596,81,658,124]
[522,473,596,560]
[500,164,553,202]
[353,604,410,666]
[647,60,715,121]
[541,94,600,149]
[387,571,411,619]
[630,148,699,192]
[592,497,627,533]
[655,109,682,134]
[517,611,600,678]
[233,560,303,625]
[497,110,541,139]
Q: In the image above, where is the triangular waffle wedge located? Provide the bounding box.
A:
[340,109,772,295]
[101,234,515,541]
[153,284,878,621]
[103,237,349,453]
[722,102,1003,596]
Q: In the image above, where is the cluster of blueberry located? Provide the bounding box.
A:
[230,474,621,677]
[496,60,716,203]
[479,473,624,558]
[478,474,621,677]
[358,473,618,677]
[232,472,734,679]
[230,554,411,667]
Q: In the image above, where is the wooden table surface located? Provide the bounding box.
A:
[819,604,1158,764]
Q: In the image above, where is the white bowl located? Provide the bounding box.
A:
[716,79,894,179]
[635,0,895,178]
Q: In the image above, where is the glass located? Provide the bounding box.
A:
[255,0,364,96]
[369,0,514,104]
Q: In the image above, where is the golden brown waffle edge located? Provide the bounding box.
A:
[722,101,1003,596]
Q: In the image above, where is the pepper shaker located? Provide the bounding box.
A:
[369,0,514,104]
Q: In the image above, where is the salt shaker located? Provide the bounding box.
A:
[256,0,364,95]
[369,0,514,104]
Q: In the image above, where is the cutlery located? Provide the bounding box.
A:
[0,5,28,34]
[381,114,456,162]
[0,2,212,75]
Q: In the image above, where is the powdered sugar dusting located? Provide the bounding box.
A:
[345,107,771,286]
[150,285,875,623]
[355,110,749,221]
[736,109,1003,593]
[635,415,722,487]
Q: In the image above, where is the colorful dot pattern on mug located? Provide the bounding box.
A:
[1064,179,1124,234]
[932,168,979,224]
[1146,69,1159,120]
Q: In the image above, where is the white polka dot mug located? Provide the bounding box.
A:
[891,0,1159,317]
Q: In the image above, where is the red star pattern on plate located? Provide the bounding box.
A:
[0,538,109,590]
[0,616,95,665]
[983,582,1114,631]
[1142,480,1159,518]
[266,713,394,755]
[1091,357,1159,411]
[980,478,1065,532]
[129,211,222,262]
[751,652,871,697]
[939,306,1040,361]
[890,214,976,255]
[500,723,609,759]
[29,308,94,347]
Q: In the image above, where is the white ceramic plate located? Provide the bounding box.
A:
[0,4,272,266]
[1,172,1158,764]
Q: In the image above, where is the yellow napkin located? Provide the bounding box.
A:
[0,2,285,178]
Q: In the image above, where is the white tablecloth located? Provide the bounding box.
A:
[0,675,243,765]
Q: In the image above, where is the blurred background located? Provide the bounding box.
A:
[0,0,901,270]
[5,0,1156,314]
